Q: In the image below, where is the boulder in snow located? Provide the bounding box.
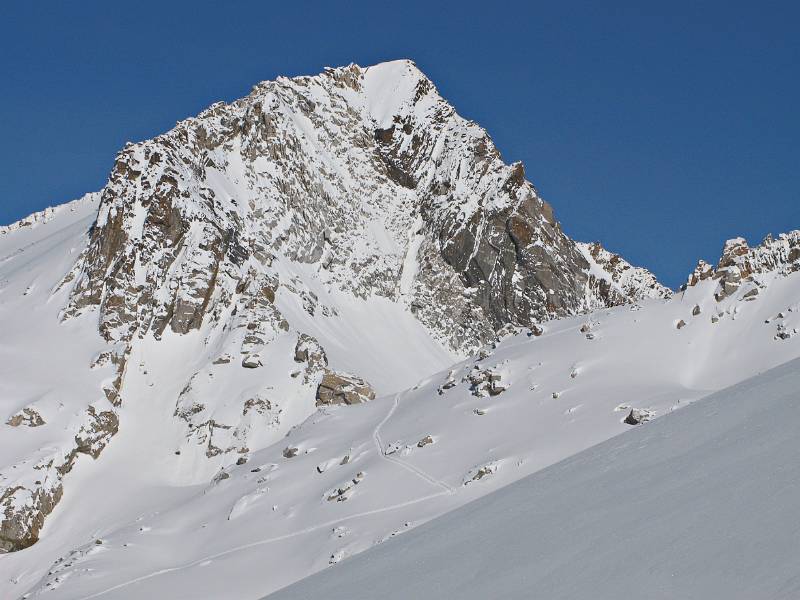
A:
[742,288,759,300]
[623,408,653,425]
[316,370,376,406]
[463,463,498,485]
[241,355,263,369]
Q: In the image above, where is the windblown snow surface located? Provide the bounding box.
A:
[268,357,800,600]
[1,194,798,599]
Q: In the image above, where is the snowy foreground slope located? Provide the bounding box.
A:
[269,357,800,600]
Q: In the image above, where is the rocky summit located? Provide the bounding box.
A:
[63,59,668,350]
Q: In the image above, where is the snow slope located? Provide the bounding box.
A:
[268,356,800,600]
[0,193,456,593]
[5,238,799,599]
[0,193,106,474]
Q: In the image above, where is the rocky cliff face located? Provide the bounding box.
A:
[62,60,665,352]
[3,60,669,553]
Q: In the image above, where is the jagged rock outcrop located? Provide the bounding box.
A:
[686,260,714,287]
[294,334,328,384]
[1,484,61,553]
[684,232,800,299]
[465,366,507,397]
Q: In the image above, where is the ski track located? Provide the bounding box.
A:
[74,492,452,600]
[372,392,455,494]
[73,393,457,600]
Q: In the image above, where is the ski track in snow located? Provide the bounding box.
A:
[74,492,445,600]
[268,358,800,600]
[76,497,447,600]
[372,391,455,495]
[75,393,456,600]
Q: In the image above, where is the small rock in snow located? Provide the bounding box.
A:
[241,355,262,369]
[743,288,759,300]
[624,408,654,425]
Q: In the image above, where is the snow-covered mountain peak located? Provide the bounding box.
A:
[0,60,746,596]
[62,59,664,353]
[361,59,435,126]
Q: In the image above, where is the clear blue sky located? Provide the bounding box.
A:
[1,1,797,288]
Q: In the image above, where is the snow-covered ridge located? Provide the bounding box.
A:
[63,58,665,352]
[0,193,99,236]
[577,241,672,303]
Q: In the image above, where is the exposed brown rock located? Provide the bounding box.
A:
[0,483,63,553]
[316,370,375,406]
[6,408,45,428]
[1,403,118,553]
[293,334,328,384]
[417,435,434,448]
